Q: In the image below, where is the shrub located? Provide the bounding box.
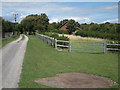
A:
[75,30,118,41]
[51,29,69,34]
[49,33,59,39]
[58,30,69,34]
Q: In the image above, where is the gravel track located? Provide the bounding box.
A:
[1,35,28,88]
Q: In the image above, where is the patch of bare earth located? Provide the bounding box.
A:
[34,72,117,88]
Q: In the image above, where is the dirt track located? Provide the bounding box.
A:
[35,72,117,88]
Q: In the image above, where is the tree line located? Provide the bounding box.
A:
[1,13,119,41]
[75,23,119,40]
[1,17,20,38]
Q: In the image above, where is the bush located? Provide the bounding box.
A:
[75,30,118,41]
[50,29,59,33]
[49,33,59,39]
[51,29,69,34]
[58,30,69,34]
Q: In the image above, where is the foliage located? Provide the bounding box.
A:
[57,30,69,34]
[51,29,69,34]
[20,13,49,34]
[57,35,69,46]
[2,19,14,32]
[57,19,69,29]
[48,19,80,34]
[75,23,118,40]
[2,18,20,37]
[66,19,77,34]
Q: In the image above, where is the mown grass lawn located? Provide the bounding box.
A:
[19,35,118,88]
[1,35,19,48]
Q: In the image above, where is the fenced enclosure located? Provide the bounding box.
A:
[106,44,120,51]
[71,41,105,53]
[36,33,55,47]
[36,33,119,53]
[56,40,69,49]
[36,33,69,49]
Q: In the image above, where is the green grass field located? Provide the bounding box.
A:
[19,35,118,88]
[1,35,19,48]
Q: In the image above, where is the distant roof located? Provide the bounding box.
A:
[59,22,68,29]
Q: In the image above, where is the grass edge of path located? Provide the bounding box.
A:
[1,35,19,48]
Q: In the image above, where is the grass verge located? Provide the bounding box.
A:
[19,35,118,88]
[1,35,19,48]
[21,34,25,40]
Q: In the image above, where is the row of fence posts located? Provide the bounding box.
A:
[36,33,120,53]
[36,33,71,52]
[36,33,56,48]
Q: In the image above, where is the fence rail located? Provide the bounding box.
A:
[107,44,120,46]
[106,44,120,51]
[36,33,55,48]
[36,33,69,50]
[36,33,119,53]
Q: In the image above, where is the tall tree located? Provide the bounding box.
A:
[20,13,49,33]
[66,19,76,34]
[36,13,49,31]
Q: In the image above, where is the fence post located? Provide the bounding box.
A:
[69,40,71,52]
[43,36,44,42]
[52,38,54,47]
[104,42,106,53]
[55,39,57,49]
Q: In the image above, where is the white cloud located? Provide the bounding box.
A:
[2,12,17,22]
[105,5,118,10]
[2,12,27,23]
[49,18,59,23]
[102,18,118,23]
[2,2,118,24]
[19,15,26,19]
[49,17,91,23]
[67,17,91,23]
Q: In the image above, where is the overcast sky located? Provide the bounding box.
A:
[1,1,119,24]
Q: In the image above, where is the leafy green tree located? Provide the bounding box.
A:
[38,13,49,31]
[50,22,58,29]
[89,24,100,31]
[57,19,69,29]
[75,22,80,28]
[2,18,20,37]
[20,13,49,33]
[21,15,36,34]
[66,19,76,34]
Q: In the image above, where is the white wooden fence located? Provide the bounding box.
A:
[36,33,119,53]
[106,44,120,51]
[36,33,55,47]
[36,33,70,50]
